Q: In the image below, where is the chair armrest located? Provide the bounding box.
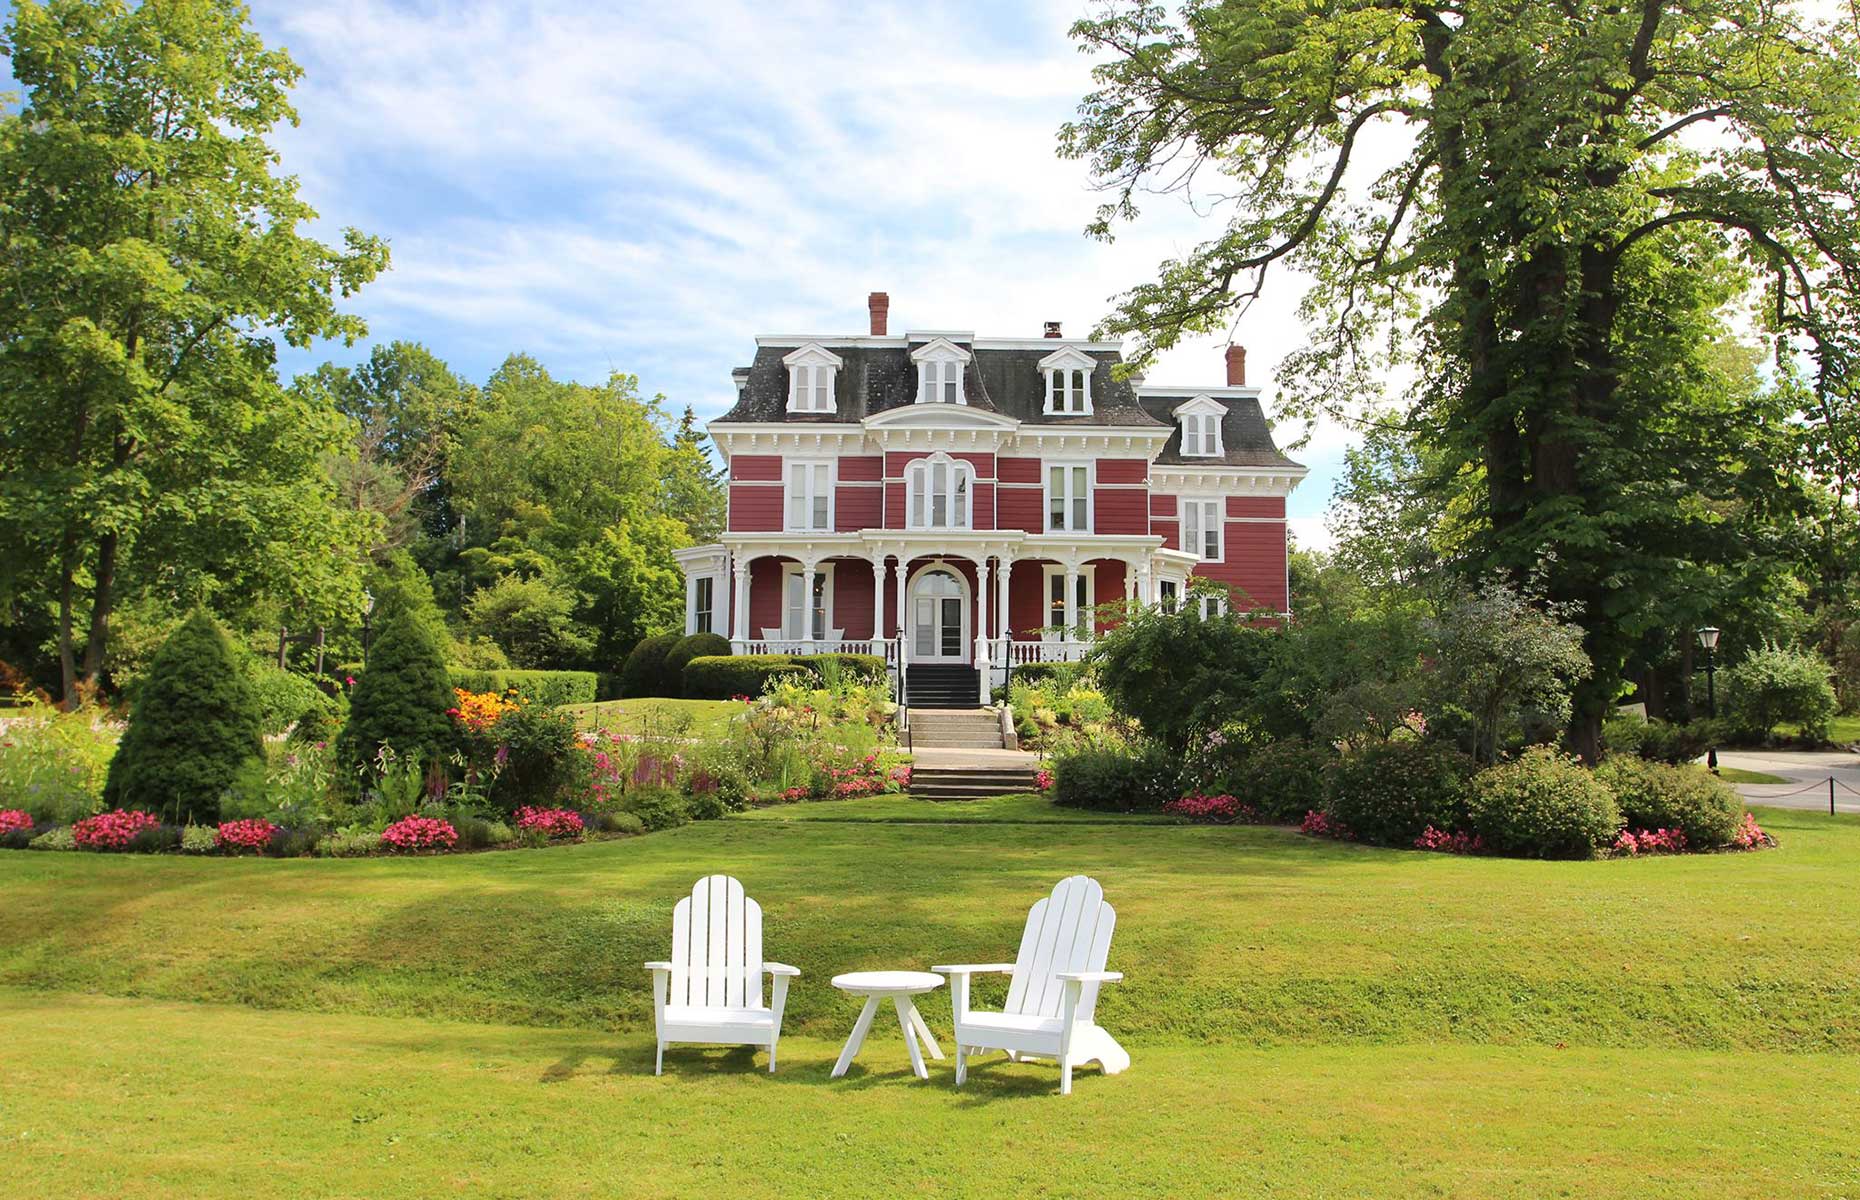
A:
[763,962,801,977]
[1055,970,1124,984]
[931,963,1017,975]
[643,961,673,972]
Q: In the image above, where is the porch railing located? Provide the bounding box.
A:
[732,638,897,663]
[728,636,1091,668]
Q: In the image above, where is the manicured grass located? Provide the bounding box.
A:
[1716,766,1790,784]
[739,791,1179,823]
[565,696,744,737]
[4,989,1856,1199]
[2,803,1855,1053]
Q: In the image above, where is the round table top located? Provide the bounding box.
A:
[831,970,945,995]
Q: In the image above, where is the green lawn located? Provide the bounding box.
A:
[1716,766,1790,784]
[3,800,1858,1196]
[564,696,744,737]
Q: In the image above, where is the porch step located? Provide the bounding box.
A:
[908,707,1005,751]
[909,766,1037,802]
[905,664,982,709]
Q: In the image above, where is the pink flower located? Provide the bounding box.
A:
[73,809,161,851]
[514,807,585,839]
[380,815,458,852]
[1414,825,1484,854]
[0,810,33,835]
[1301,810,1353,841]
[216,818,279,853]
[1731,812,1770,850]
[1163,792,1259,824]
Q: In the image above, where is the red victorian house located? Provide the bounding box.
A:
[672,292,1306,706]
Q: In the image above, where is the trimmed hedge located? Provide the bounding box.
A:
[1052,743,1180,812]
[682,655,814,700]
[811,652,887,684]
[1325,738,1475,846]
[450,669,597,707]
[1225,738,1335,822]
[248,665,336,736]
[621,634,681,698]
[1468,747,1621,859]
[1596,756,1742,847]
[663,633,731,697]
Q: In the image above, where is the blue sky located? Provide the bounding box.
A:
[2,0,1351,545]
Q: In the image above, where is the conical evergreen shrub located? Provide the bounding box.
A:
[102,610,264,825]
[338,606,454,774]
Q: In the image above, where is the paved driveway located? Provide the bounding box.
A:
[1716,748,1860,813]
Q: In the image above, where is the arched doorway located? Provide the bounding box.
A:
[908,565,969,663]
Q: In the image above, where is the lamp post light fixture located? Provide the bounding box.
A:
[1696,626,1721,772]
[361,590,376,668]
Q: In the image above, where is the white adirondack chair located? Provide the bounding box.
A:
[933,875,1129,1095]
[644,875,799,1074]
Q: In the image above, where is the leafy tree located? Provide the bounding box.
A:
[666,406,726,545]
[338,608,453,774]
[1426,584,1592,765]
[0,0,388,704]
[1063,0,1859,757]
[464,574,597,670]
[1721,643,1837,743]
[1088,585,1280,750]
[102,610,262,824]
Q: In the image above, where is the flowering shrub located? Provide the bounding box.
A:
[215,818,280,854]
[1414,825,1485,854]
[889,764,913,790]
[73,808,162,851]
[780,785,808,802]
[0,698,120,825]
[447,687,521,733]
[380,815,458,852]
[514,806,585,839]
[1613,827,1687,855]
[1301,809,1353,840]
[1163,792,1260,823]
[1033,767,1054,791]
[0,809,33,835]
[1731,813,1771,850]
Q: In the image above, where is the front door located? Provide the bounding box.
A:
[910,568,968,662]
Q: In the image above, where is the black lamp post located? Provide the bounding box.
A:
[1697,625,1720,772]
[361,590,376,668]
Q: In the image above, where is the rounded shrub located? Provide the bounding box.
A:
[1323,738,1475,845]
[1722,644,1837,743]
[624,788,690,831]
[682,654,808,700]
[1467,747,1621,859]
[337,607,454,774]
[102,610,265,825]
[1596,756,1742,847]
[1051,743,1180,812]
[663,632,730,697]
[1224,738,1334,823]
[483,702,580,814]
[247,665,335,736]
[620,633,681,698]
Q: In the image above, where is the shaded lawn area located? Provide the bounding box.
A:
[3,990,1855,1199]
[564,696,744,737]
[739,791,1180,823]
[1,802,1856,1055]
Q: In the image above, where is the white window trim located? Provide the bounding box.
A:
[1038,347,1097,416]
[910,337,972,406]
[907,563,971,661]
[1180,496,1224,562]
[785,459,836,532]
[1172,395,1227,458]
[782,343,843,414]
[693,576,716,635]
[905,451,976,530]
[780,563,835,641]
[1041,565,1096,640]
[1042,460,1095,534]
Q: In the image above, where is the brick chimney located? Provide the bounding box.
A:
[1044,321,1062,339]
[868,291,890,336]
[1225,344,1248,386]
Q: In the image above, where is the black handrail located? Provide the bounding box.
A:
[895,635,910,754]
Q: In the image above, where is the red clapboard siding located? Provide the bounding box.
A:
[1008,566,1046,640]
[833,560,875,638]
[1094,488,1149,536]
[835,486,881,532]
[728,485,783,532]
[1227,496,1286,519]
[730,454,783,483]
[1150,494,1178,518]
[998,456,1042,485]
[748,561,785,635]
[883,482,905,528]
[972,482,996,530]
[1193,521,1288,611]
[1095,458,1148,486]
[1155,519,1180,552]
[838,455,883,482]
[956,452,996,478]
[998,485,1043,534]
[1093,561,1127,631]
[884,451,925,477]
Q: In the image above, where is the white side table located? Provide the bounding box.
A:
[829,970,946,1080]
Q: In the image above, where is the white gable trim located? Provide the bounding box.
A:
[909,336,973,363]
[781,342,844,368]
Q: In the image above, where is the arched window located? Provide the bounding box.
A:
[907,453,974,529]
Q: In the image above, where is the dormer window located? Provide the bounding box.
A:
[910,337,971,405]
[1038,347,1096,415]
[783,343,842,414]
[1173,395,1226,457]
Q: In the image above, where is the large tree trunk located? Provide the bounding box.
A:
[79,528,118,696]
[56,528,80,709]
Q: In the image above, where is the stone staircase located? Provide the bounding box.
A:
[908,763,1039,802]
[905,664,981,708]
[907,707,1004,750]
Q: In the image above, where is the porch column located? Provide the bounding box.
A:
[1124,558,1139,604]
[1063,562,1080,655]
[1138,562,1153,606]
[894,555,909,666]
[731,558,750,644]
[800,561,817,648]
[996,557,1013,647]
[683,569,698,636]
[871,556,887,646]
[974,557,993,704]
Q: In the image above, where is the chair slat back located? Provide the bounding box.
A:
[668,875,763,1009]
[1003,875,1116,1023]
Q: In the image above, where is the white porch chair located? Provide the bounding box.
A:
[934,875,1129,1095]
[645,875,799,1074]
